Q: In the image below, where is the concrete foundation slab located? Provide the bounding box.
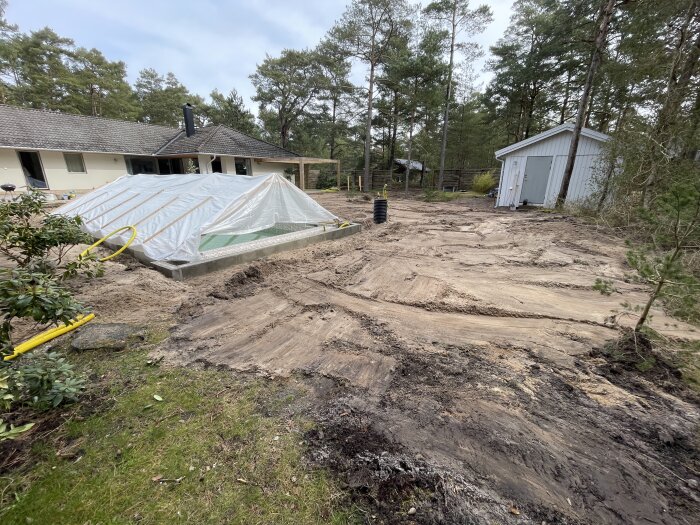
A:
[149,223,361,280]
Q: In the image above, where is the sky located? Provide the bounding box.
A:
[5,0,515,111]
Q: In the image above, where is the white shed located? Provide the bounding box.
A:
[494,123,610,208]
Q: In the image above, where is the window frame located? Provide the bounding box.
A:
[63,152,87,173]
[234,157,252,176]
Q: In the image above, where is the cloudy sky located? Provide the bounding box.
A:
[6,0,514,110]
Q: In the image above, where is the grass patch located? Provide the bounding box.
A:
[422,190,483,202]
[1,341,358,524]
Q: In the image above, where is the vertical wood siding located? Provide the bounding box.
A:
[496,131,605,207]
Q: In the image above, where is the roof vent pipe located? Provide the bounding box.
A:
[183,103,195,137]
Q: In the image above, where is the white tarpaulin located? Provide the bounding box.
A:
[55,173,338,262]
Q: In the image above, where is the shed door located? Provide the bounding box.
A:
[520,156,552,204]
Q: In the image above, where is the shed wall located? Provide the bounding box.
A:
[496,132,605,207]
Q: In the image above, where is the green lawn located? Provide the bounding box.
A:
[1,333,358,525]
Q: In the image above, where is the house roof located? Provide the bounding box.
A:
[494,123,611,158]
[0,104,298,159]
[155,125,298,158]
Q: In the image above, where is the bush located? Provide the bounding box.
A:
[0,419,34,441]
[0,191,101,357]
[472,171,496,194]
[0,190,91,267]
[7,352,86,410]
[0,268,86,356]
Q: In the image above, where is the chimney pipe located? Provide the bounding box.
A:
[182,103,195,137]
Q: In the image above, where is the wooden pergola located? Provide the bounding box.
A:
[255,157,341,190]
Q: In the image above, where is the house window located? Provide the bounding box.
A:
[235,158,251,175]
[126,156,157,175]
[158,158,184,174]
[64,153,86,173]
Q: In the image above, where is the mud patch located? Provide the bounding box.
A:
[209,265,265,299]
[306,405,512,524]
[590,331,696,401]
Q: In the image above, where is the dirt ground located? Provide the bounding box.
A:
[75,193,700,524]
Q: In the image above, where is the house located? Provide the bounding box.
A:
[494,123,610,208]
[0,104,337,195]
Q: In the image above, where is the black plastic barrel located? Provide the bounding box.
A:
[373,198,388,224]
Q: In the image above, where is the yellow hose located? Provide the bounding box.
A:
[80,225,137,262]
[4,313,96,361]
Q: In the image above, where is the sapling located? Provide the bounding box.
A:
[627,181,700,331]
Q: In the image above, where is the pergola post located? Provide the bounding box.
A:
[336,160,341,189]
[299,160,305,190]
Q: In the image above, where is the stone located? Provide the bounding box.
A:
[658,429,675,446]
[407,507,416,515]
[71,323,145,351]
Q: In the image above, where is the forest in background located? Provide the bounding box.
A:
[0,0,697,200]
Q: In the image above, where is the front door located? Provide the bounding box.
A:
[17,151,48,189]
[520,156,552,204]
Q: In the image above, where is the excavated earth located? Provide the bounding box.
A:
[77,193,700,524]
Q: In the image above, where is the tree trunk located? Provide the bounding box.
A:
[635,246,682,331]
[642,1,700,206]
[584,81,597,128]
[405,105,416,194]
[438,2,458,191]
[330,96,338,159]
[524,85,538,139]
[364,61,376,192]
[560,70,572,124]
[556,0,616,208]
[596,102,630,212]
[684,87,700,157]
[388,89,398,173]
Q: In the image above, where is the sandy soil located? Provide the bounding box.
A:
[76,194,699,524]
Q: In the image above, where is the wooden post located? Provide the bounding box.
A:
[359,176,362,193]
[299,161,305,190]
[336,160,341,189]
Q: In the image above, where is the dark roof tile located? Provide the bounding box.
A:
[0,105,300,159]
[156,125,298,158]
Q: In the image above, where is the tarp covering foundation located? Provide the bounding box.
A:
[55,173,338,262]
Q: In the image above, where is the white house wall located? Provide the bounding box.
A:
[496,131,605,208]
[0,148,129,192]
[41,151,128,191]
[0,148,26,189]
[221,156,237,174]
[252,161,287,176]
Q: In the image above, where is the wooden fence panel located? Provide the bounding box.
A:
[338,168,498,191]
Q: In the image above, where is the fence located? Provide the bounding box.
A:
[338,167,498,192]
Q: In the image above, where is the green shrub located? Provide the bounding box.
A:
[593,278,617,295]
[0,191,91,267]
[0,191,101,357]
[10,352,86,410]
[0,419,34,441]
[472,171,496,194]
[0,268,86,356]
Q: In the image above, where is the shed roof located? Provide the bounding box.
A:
[394,158,429,172]
[0,104,298,159]
[494,123,610,158]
